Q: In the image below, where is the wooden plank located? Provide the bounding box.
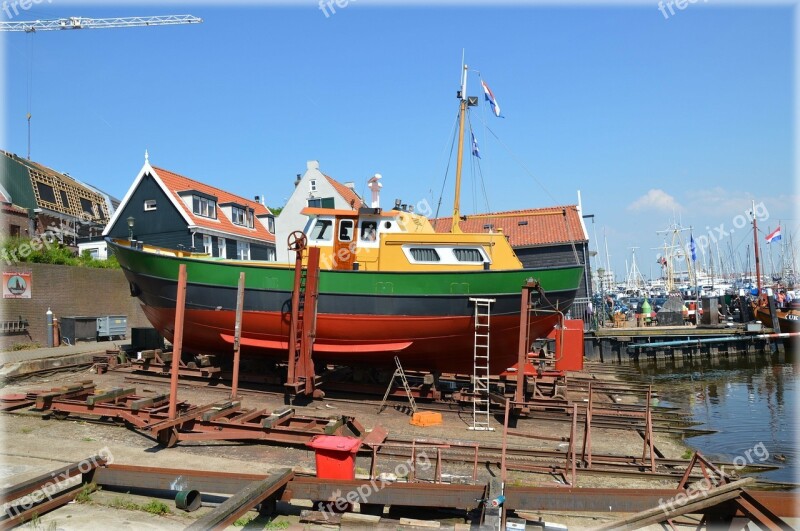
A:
[200,401,241,422]
[262,407,294,429]
[129,393,169,412]
[399,517,441,528]
[86,387,136,406]
[184,468,293,531]
[595,477,755,531]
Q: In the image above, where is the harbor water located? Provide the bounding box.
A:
[631,351,797,484]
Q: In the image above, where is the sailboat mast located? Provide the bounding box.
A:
[451,63,468,234]
[752,200,763,296]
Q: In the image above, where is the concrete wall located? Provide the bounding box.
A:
[1,263,150,350]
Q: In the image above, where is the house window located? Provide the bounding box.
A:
[310,219,333,241]
[202,234,213,255]
[218,237,226,258]
[310,179,317,192]
[267,216,275,234]
[307,197,335,208]
[192,196,216,218]
[144,199,157,211]
[36,182,56,203]
[338,219,354,242]
[267,248,276,261]
[231,206,253,227]
[79,198,94,217]
[453,248,484,262]
[10,225,20,238]
[236,241,250,260]
[410,248,440,262]
[59,190,70,209]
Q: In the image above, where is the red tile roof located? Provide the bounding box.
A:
[433,206,587,247]
[152,166,275,243]
[324,176,363,209]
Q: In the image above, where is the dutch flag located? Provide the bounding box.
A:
[471,132,481,159]
[766,226,782,244]
[481,79,501,117]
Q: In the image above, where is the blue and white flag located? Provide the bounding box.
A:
[471,132,481,159]
[766,226,782,244]
[481,79,501,117]
[690,235,697,262]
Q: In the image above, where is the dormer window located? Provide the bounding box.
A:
[231,206,254,228]
[192,196,216,219]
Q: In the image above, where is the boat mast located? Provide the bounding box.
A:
[451,62,469,234]
[752,200,763,297]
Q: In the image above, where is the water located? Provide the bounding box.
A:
[629,353,797,484]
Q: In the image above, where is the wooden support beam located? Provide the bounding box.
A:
[262,407,294,429]
[129,393,170,412]
[184,468,293,531]
[86,387,136,406]
[201,401,241,422]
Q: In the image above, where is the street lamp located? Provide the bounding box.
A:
[127,216,135,243]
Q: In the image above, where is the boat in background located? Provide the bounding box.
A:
[108,62,584,374]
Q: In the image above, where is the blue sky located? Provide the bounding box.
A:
[3,2,796,281]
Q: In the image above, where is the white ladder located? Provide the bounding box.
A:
[377,356,417,414]
[469,298,495,431]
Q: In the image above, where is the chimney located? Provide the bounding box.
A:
[294,174,301,188]
[367,173,382,209]
[344,182,355,189]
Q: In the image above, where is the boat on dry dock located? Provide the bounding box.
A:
[107,63,584,374]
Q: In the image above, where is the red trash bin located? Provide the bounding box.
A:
[307,435,361,480]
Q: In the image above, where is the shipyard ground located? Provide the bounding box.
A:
[0,345,786,530]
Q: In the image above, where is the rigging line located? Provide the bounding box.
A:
[467,112,492,215]
[432,109,461,226]
[474,114,558,204]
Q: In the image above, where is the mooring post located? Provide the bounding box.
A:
[231,272,245,400]
[168,264,188,420]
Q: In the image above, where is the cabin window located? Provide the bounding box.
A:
[310,219,333,241]
[454,248,484,262]
[193,196,216,219]
[410,248,440,262]
[218,237,227,258]
[338,219,354,242]
[59,190,70,209]
[360,221,378,241]
[144,199,157,211]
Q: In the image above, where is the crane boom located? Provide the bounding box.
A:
[0,14,202,33]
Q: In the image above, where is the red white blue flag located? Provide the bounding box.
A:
[766,226,782,244]
[471,132,481,159]
[481,79,501,117]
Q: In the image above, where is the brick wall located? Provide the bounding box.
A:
[2,263,150,350]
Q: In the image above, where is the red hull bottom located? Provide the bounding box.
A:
[141,306,561,374]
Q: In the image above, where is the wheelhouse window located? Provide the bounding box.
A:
[338,219,354,242]
[410,248,440,262]
[310,219,333,241]
[453,248,484,262]
[192,196,216,219]
[360,221,378,241]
